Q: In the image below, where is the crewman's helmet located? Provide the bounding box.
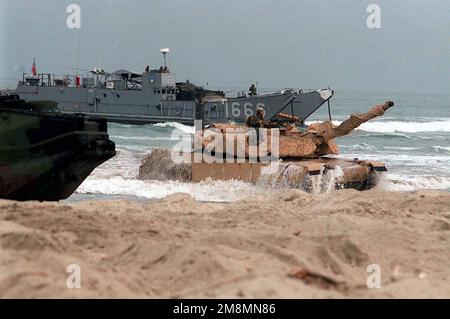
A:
[256,106,266,118]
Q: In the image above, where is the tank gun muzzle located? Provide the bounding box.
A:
[383,100,394,111]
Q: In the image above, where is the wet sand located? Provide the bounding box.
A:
[0,189,449,298]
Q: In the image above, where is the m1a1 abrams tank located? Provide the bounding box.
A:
[139,101,393,192]
[189,101,394,192]
[0,94,116,201]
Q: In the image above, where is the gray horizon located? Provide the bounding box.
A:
[1,0,449,94]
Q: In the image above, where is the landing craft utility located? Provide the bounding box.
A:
[12,49,333,125]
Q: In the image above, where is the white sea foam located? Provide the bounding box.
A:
[338,153,450,167]
[306,119,450,133]
[431,146,450,153]
[341,145,450,154]
[153,122,195,134]
[76,176,264,202]
[111,135,180,141]
[382,146,421,151]
[77,171,450,201]
[377,174,450,191]
[340,143,377,151]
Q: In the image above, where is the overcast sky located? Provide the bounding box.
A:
[1,0,449,94]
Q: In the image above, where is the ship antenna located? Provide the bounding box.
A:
[76,28,81,77]
[160,48,170,68]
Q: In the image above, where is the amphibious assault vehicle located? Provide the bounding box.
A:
[0,94,116,201]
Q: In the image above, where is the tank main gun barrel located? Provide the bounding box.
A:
[277,100,395,158]
[332,100,394,139]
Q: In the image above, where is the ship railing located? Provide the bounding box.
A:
[20,73,100,88]
[208,86,317,98]
[19,73,143,90]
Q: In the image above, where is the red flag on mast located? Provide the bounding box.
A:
[31,58,37,76]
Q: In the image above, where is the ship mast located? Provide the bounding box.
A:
[160,48,170,69]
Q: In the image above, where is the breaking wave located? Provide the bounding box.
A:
[153,122,195,134]
[341,145,450,155]
[76,176,265,202]
[76,171,450,202]
[340,143,378,151]
[378,174,450,192]
[115,120,450,137]
[306,119,450,133]
[147,119,450,135]
[111,135,178,141]
[431,146,450,154]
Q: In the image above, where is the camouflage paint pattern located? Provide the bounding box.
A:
[0,95,116,201]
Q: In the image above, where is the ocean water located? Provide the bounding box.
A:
[73,91,450,202]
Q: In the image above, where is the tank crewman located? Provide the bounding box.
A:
[246,106,266,128]
[248,84,257,96]
[246,107,266,146]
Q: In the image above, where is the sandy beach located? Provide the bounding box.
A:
[0,189,449,298]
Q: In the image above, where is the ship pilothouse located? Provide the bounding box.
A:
[13,49,334,125]
[150,48,177,101]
